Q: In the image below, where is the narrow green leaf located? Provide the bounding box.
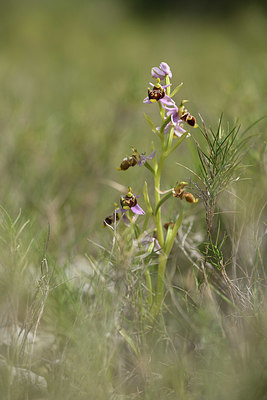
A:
[144,113,158,135]
[154,191,173,215]
[165,211,183,256]
[209,284,239,310]
[13,208,22,227]
[118,328,140,355]
[143,181,153,215]
[241,115,265,136]
[143,161,155,175]
[165,125,175,152]
[165,223,174,246]
[170,82,183,98]
[160,114,172,135]
[166,130,189,156]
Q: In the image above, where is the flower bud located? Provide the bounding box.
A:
[151,62,172,80]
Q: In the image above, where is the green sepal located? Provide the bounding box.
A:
[165,125,175,152]
[147,240,155,254]
[160,114,172,135]
[165,224,173,247]
[166,130,189,157]
[165,75,171,96]
[143,181,153,215]
[143,161,155,175]
[144,113,159,136]
[154,191,173,215]
[133,222,141,238]
[170,82,183,98]
[165,211,183,256]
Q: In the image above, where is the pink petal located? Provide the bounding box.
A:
[143,96,152,104]
[160,95,175,107]
[151,67,165,80]
[160,62,172,79]
[131,203,145,215]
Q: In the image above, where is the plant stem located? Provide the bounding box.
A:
[154,154,165,248]
[154,211,183,314]
[153,148,168,315]
[155,252,168,313]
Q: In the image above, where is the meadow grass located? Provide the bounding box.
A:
[0,1,266,399]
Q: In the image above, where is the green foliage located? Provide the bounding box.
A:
[0,2,266,399]
[196,115,261,201]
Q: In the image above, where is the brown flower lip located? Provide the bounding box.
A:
[180,111,196,127]
[148,86,165,101]
[103,211,120,227]
[120,194,137,209]
[119,155,138,171]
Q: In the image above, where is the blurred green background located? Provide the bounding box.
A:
[0,0,266,258]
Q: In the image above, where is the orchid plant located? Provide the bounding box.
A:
[104,62,198,317]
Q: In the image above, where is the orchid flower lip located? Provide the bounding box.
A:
[131,203,145,215]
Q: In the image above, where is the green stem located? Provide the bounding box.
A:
[154,154,165,248]
[154,191,173,216]
[154,212,183,315]
[155,252,168,313]
[153,149,167,315]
